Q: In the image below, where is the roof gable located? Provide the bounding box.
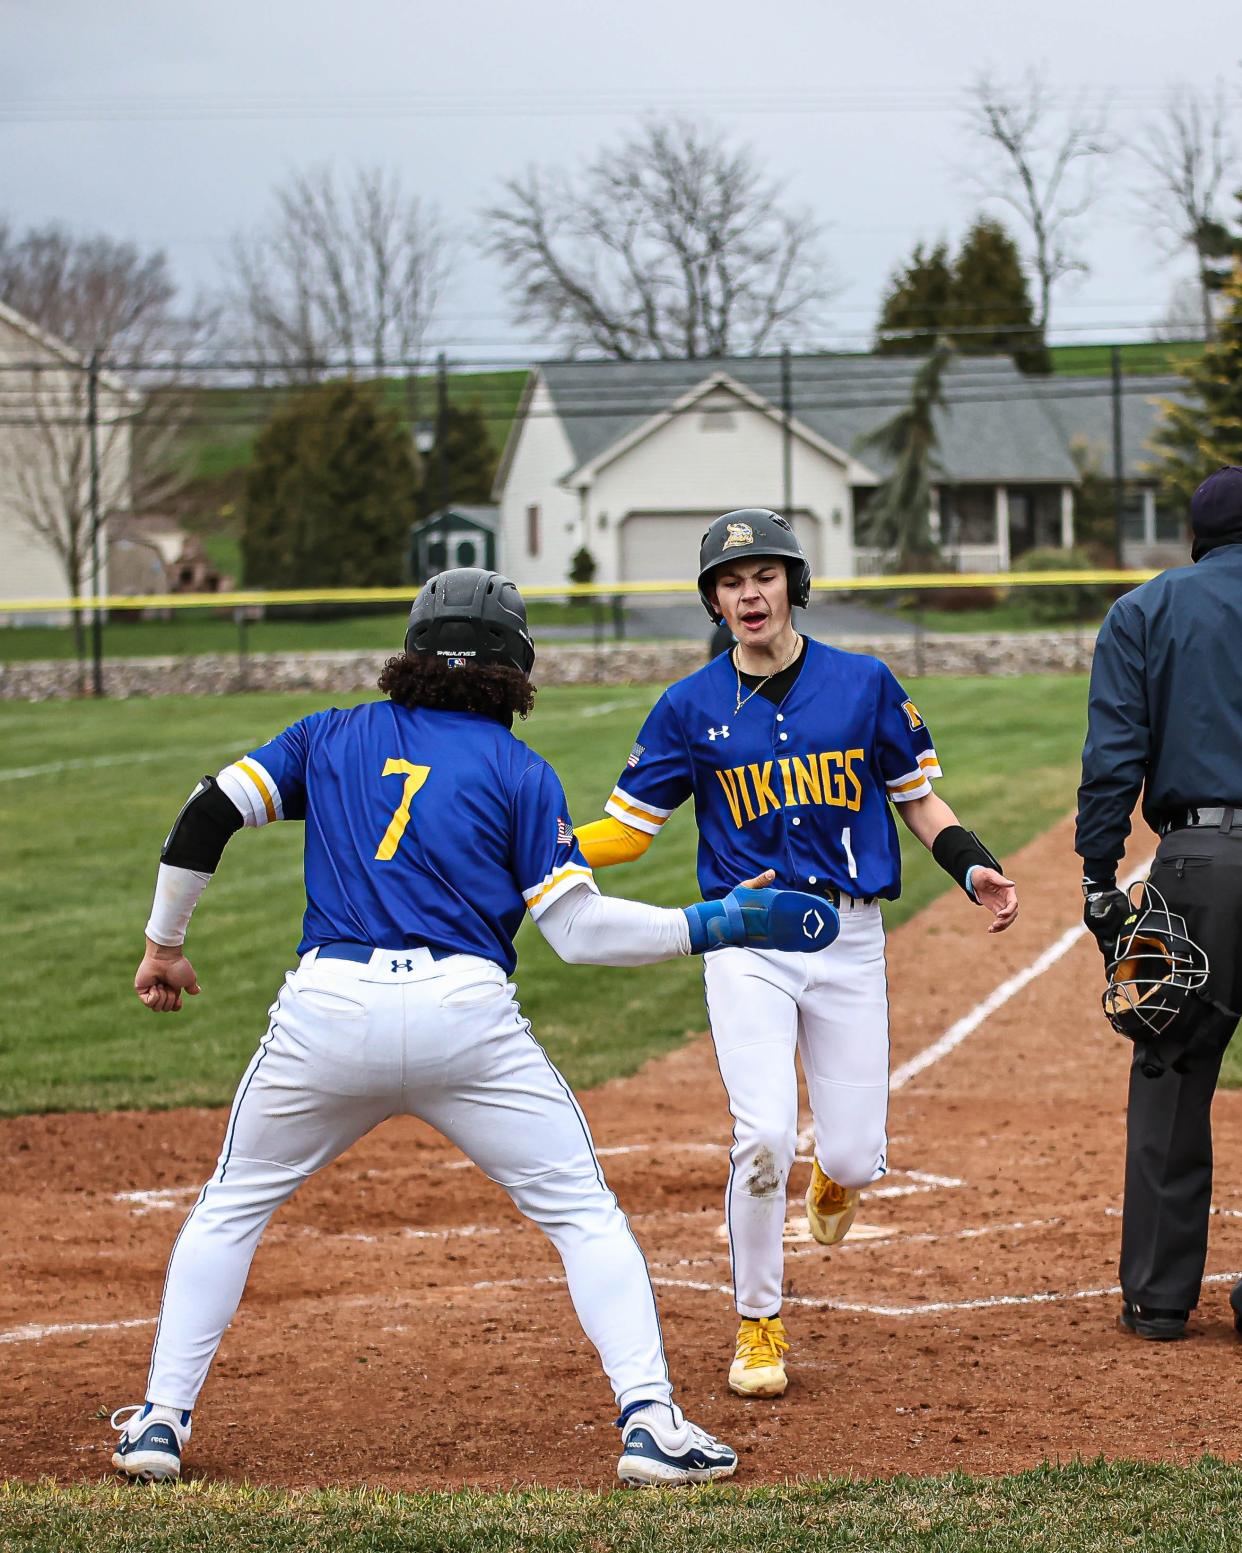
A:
[536,353,1082,485]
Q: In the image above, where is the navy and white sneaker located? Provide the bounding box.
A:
[616,1402,738,1486]
[110,1402,191,1483]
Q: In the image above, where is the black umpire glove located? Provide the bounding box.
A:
[1082,879,1130,962]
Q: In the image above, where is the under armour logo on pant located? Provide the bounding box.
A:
[392,958,414,972]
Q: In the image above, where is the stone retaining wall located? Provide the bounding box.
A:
[0,631,1098,702]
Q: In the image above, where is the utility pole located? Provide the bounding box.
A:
[87,350,104,698]
[436,351,450,516]
[1110,345,1125,568]
[780,346,793,518]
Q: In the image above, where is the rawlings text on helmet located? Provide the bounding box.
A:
[1102,881,1210,1042]
[404,568,535,676]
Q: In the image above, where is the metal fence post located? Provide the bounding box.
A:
[87,350,104,698]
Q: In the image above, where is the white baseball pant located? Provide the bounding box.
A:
[144,946,671,1415]
[704,901,890,1317]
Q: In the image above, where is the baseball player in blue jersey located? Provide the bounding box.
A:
[109,568,838,1488]
[576,512,1019,1398]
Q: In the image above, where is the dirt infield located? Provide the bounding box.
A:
[4,812,1242,1490]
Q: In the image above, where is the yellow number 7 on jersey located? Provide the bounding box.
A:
[375,757,431,860]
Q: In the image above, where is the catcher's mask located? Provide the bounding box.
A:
[1102,881,1209,1042]
[404,567,535,676]
[697,508,812,622]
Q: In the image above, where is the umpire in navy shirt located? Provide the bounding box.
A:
[1077,466,1242,1342]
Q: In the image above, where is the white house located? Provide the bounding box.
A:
[0,300,141,619]
[493,353,1187,586]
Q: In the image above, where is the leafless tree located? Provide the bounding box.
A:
[965,70,1111,332]
[482,117,833,359]
[227,165,446,379]
[1133,83,1238,341]
[0,222,207,665]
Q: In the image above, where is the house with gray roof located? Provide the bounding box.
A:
[492,352,1189,588]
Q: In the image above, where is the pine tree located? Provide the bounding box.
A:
[243,379,418,588]
[857,341,952,570]
[875,219,1048,371]
[1150,259,1242,507]
[874,242,953,354]
[416,402,498,519]
[948,218,1049,372]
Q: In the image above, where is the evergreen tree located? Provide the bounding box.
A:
[243,379,418,588]
[1151,258,1242,506]
[948,218,1049,372]
[874,241,953,355]
[416,402,498,519]
[857,341,953,570]
[874,218,1048,371]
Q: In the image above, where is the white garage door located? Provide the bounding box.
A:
[619,511,820,582]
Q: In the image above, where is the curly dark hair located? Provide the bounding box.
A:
[378,651,536,724]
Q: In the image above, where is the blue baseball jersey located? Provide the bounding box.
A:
[606,638,941,901]
[216,701,595,973]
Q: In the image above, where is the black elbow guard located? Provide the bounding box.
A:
[161,775,245,872]
[931,825,1001,896]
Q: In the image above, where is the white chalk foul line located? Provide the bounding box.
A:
[12,1260,1239,1346]
[0,1316,156,1346]
[0,744,244,784]
[649,1268,1242,1318]
[890,857,1153,1095]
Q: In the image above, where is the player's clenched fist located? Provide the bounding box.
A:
[134,940,201,1013]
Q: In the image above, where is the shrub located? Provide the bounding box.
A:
[1015,546,1111,623]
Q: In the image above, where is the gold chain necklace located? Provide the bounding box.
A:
[733,634,802,715]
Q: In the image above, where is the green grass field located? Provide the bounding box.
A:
[0,675,1095,1117]
[1047,341,1203,377]
[2,1459,1240,1552]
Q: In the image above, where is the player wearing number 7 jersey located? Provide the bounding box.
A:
[110,568,840,1489]
[576,511,1019,1400]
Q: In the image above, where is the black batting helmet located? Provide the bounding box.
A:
[404,568,535,676]
[1102,881,1209,1042]
[696,508,811,622]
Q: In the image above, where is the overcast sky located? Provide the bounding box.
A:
[3,0,1240,363]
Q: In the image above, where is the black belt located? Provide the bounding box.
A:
[1157,806,1242,837]
[813,885,876,909]
[313,939,456,963]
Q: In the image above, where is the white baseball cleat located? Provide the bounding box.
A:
[111,1403,191,1483]
[616,1402,738,1486]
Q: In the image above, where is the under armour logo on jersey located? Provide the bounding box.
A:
[391,958,414,972]
[707,725,730,741]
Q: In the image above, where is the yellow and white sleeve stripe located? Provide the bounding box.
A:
[604,784,672,838]
[885,750,943,804]
[217,758,284,827]
[522,862,598,919]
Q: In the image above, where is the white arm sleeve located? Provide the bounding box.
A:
[536,882,691,966]
[145,863,212,946]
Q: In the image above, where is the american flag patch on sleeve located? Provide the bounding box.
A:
[626,742,645,769]
[556,818,574,847]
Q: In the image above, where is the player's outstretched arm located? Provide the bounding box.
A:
[897,791,1018,934]
[535,874,839,967]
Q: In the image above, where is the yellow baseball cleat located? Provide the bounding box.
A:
[805,1160,861,1246]
[728,1316,790,1397]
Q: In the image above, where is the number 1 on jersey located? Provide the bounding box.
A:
[375,758,431,860]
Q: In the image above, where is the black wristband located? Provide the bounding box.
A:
[931,825,1001,896]
[1082,859,1118,888]
[161,775,245,872]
